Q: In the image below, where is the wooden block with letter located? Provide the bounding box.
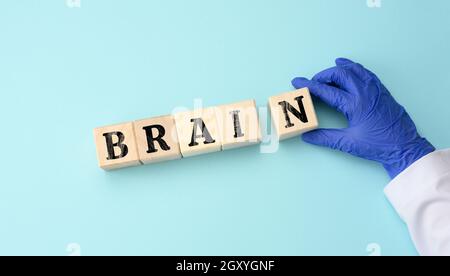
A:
[215,100,262,150]
[93,122,142,170]
[134,115,182,164]
[269,88,319,140]
[174,107,222,158]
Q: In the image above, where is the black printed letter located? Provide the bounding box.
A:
[189,118,216,147]
[278,96,308,128]
[103,132,128,160]
[230,110,244,138]
[142,125,171,154]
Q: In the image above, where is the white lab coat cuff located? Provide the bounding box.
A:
[384,150,450,221]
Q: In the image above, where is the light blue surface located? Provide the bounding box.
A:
[0,0,449,256]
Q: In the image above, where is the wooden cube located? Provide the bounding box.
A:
[215,100,262,150]
[174,107,222,158]
[93,122,142,170]
[269,88,319,140]
[134,115,182,164]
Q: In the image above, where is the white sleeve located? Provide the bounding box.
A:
[385,149,450,256]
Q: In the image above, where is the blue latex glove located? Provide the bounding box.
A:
[292,58,435,179]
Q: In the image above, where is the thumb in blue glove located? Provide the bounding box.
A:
[292,58,435,179]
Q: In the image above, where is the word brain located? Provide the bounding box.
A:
[93,88,318,170]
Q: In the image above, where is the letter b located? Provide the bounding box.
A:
[103,132,128,160]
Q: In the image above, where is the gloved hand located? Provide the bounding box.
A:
[292,58,435,179]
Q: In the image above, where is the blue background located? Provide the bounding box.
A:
[0,0,449,256]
